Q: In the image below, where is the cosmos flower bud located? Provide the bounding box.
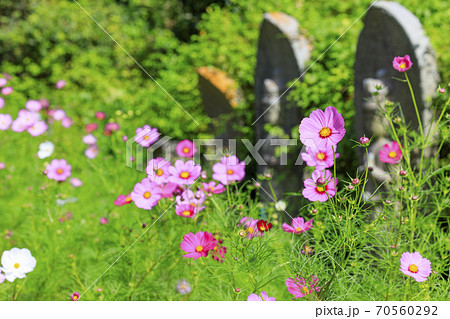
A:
[359,136,370,146]
[399,170,407,176]
[352,178,360,185]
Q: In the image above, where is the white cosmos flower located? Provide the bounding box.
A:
[38,141,54,159]
[275,200,287,212]
[1,248,37,282]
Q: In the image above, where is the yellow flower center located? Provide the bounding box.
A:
[316,152,325,160]
[182,210,191,216]
[295,227,302,232]
[156,169,163,176]
[143,191,151,199]
[408,264,419,273]
[316,186,325,193]
[319,127,331,138]
[180,172,190,179]
[56,168,63,174]
[180,285,186,290]
[388,151,397,158]
[227,169,234,175]
[14,263,20,269]
[302,286,310,295]
[195,245,203,252]
[73,295,79,301]
[182,147,190,154]
[247,226,254,233]
[400,62,406,69]
[144,135,150,140]
[125,196,132,202]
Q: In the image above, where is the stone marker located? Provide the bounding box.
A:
[254,12,312,203]
[354,1,439,193]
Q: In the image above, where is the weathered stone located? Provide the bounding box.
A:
[254,12,312,203]
[354,1,439,192]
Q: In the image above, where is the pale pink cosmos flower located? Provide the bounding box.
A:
[131,178,162,210]
[168,160,201,185]
[176,280,191,295]
[176,189,205,207]
[379,141,402,164]
[17,110,38,128]
[160,182,180,198]
[176,140,197,158]
[100,217,109,225]
[399,252,432,282]
[180,231,217,260]
[56,80,66,89]
[105,122,119,131]
[46,159,72,181]
[202,181,226,194]
[0,114,12,130]
[301,145,339,170]
[240,217,262,239]
[282,217,313,234]
[286,275,320,298]
[175,204,198,218]
[70,178,83,188]
[299,106,346,149]
[61,117,73,128]
[52,109,66,121]
[0,97,4,109]
[84,145,99,159]
[0,78,7,87]
[1,87,13,95]
[0,162,5,170]
[25,100,42,112]
[11,118,29,133]
[393,55,413,72]
[247,291,276,301]
[134,125,160,148]
[302,170,337,202]
[82,134,97,145]
[146,157,172,184]
[27,120,48,136]
[212,155,245,185]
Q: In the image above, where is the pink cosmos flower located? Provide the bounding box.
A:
[0,97,4,109]
[240,217,262,239]
[11,118,29,133]
[212,155,246,185]
[25,100,42,112]
[39,99,49,109]
[160,182,180,198]
[393,55,413,72]
[27,120,48,136]
[84,145,99,159]
[247,291,276,301]
[301,145,339,170]
[95,111,105,120]
[70,178,83,188]
[176,189,205,207]
[1,87,13,95]
[286,275,320,298]
[100,217,109,225]
[168,160,201,185]
[146,157,172,184]
[399,252,432,282]
[56,80,66,89]
[46,159,72,181]
[131,178,162,210]
[211,242,227,263]
[0,162,5,170]
[52,109,66,121]
[176,280,191,295]
[0,78,7,87]
[180,231,217,260]
[0,114,12,130]
[202,181,226,194]
[105,122,119,132]
[70,292,80,301]
[299,106,346,149]
[17,110,38,128]
[282,217,313,234]
[82,134,97,145]
[134,125,160,148]
[302,170,337,202]
[61,117,73,128]
[114,194,132,206]
[175,204,198,218]
[176,140,197,158]
[379,141,402,164]
[85,123,98,133]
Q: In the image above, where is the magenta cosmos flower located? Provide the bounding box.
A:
[286,275,320,298]
[0,114,12,130]
[176,140,197,158]
[180,231,217,260]
[70,292,80,301]
[399,252,431,282]
[299,106,346,149]
[393,55,412,72]
[146,157,172,184]
[379,141,402,164]
[175,204,198,218]
[212,155,246,185]
[247,291,276,301]
[302,170,337,202]
[131,178,162,210]
[301,145,339,170]
[134,125,160,148]
[46,159,72,181]
[202,181,226,194]
[114,194,132,206]
[211,243,227,263]
[160,182,180,198]
[282,217,313,234]
[168,160,201,185]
